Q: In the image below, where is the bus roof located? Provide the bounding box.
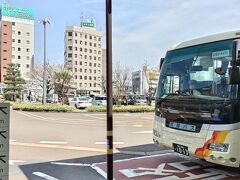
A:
[169,30,240,51]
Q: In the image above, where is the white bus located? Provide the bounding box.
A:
[153,31,240,167]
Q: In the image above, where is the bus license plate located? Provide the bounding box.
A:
[173,143,189,156]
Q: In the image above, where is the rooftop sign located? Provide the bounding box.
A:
[82,22,95,28]
[1,4,34,20]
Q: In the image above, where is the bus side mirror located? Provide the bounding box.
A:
[160,58,164,70]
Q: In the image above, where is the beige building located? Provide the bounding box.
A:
[64,21,102,95]
[0,4,34,82]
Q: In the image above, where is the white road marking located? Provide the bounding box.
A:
[132,131,153,134]
[9,160,25,165]
[40,141,68,145]
[51,162,92,166]
[132,124,143,127]
[33,172,59,180]
[10,139,16,142]
[95,142,124,145]
[83,114,105,120]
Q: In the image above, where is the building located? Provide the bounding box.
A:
[0,4,34,82]
[64,20,102,95]
[132,70,148,95]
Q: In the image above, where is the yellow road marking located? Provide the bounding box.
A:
[11,141,119,153]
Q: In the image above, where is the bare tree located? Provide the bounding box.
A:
[97,75,107,95]
[113,62,131,105]
[143,64,160,105]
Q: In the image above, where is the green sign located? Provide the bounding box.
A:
[82,22,95,28]
[1,4,34,20]
[212,50,230,59]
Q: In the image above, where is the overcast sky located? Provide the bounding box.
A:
[2,0,240,71]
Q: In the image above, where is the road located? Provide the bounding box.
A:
[9,110,154,179]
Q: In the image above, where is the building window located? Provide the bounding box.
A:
[89,56,92,60]
[18,56,21,59]
[80,40,82,45]
[85,34,87,39]
[75,68,77,72]
[80,61,82,65]
[89,42,92,46]
[12,55,15,59]
[89,83,92,87]
[89,35,92,40]
[75,54,77,58]
[75,40,77,44]
[84,76,87,80]
[75,75,77,79]
[75,32,78,36]
[80,54,82,59]
[89,76,92,80]
[26,48,30,52]
[89,49,92,53]
[98,51,101,55]
[84,83,87,87]
[89,62,92,66]
[26,40,30,44]
[94,77,96,80]
[68,53,72,58]
[18,39,21,43]
[68,46,72,51]
[84,55,87,59]
[12,22,15,26]
[94,50,96,54]
[80,76,82,80]
[89,69,92,73]
[94,70,96,74]
[3,24,7,27]
[80,33,83,38]
[94,36,97,41]
[3,58,7,61]
[79,83,82,87]
[94,63,96,67]
[18,31,21,35]
[94,43,96,47]
[75,61,77,65]
[3,41,7,44]
[12,39,15,42]
[80,68,82,72]
[3,50,7,52]
[26,64,30,68]
[85,41,87,46]
[27,56,30,60]
[80,48,82,52]
[26,32,30,36]
[98,44,101,48]
[75,47,77,51]
[84,69,87,73]
[12,47,15,51]
[94,83,96,87]
[3,33,7,35]
[98,37,101,41]
[68,32,72,36]
[68,39,72,43]
[98,57,101,61]
[12,31,15,34]
[94,56,96,60]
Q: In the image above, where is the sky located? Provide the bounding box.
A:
[2,0,240,71]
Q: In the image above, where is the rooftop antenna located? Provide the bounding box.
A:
[80,12,84,26]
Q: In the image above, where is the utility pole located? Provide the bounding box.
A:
[106,0,113,179]
[39,19,50,104]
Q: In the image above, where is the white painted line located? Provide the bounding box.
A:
[39,141,68,145]
[132,131,153,134]
[10,139,16,142]
[33,172,59,180]
[132,124,143,127]
[51,162,92,167]
[95,142,124,145]
[9,160,24,165]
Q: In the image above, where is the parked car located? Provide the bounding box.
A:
[46,94,59,103]
[135,95,148,105]
[69,97,92,109]
[92,96,107,106]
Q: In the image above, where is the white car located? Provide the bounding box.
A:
[69,97,92,109]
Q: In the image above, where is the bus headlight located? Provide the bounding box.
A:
[208,143,229,152]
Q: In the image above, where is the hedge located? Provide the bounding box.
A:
[13,103,75,112]
[86,105,154,113]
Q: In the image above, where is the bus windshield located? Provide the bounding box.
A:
[157,40,238,101]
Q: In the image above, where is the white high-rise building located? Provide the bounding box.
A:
[0,4,34,82]
[64,20,102,95]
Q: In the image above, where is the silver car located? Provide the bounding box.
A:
[69,97,92,109]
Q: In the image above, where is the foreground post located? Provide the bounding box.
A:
[106,0,113,179]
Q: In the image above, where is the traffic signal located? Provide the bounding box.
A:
[47,79,51,94]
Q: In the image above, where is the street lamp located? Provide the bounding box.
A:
[39,19,50,104]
